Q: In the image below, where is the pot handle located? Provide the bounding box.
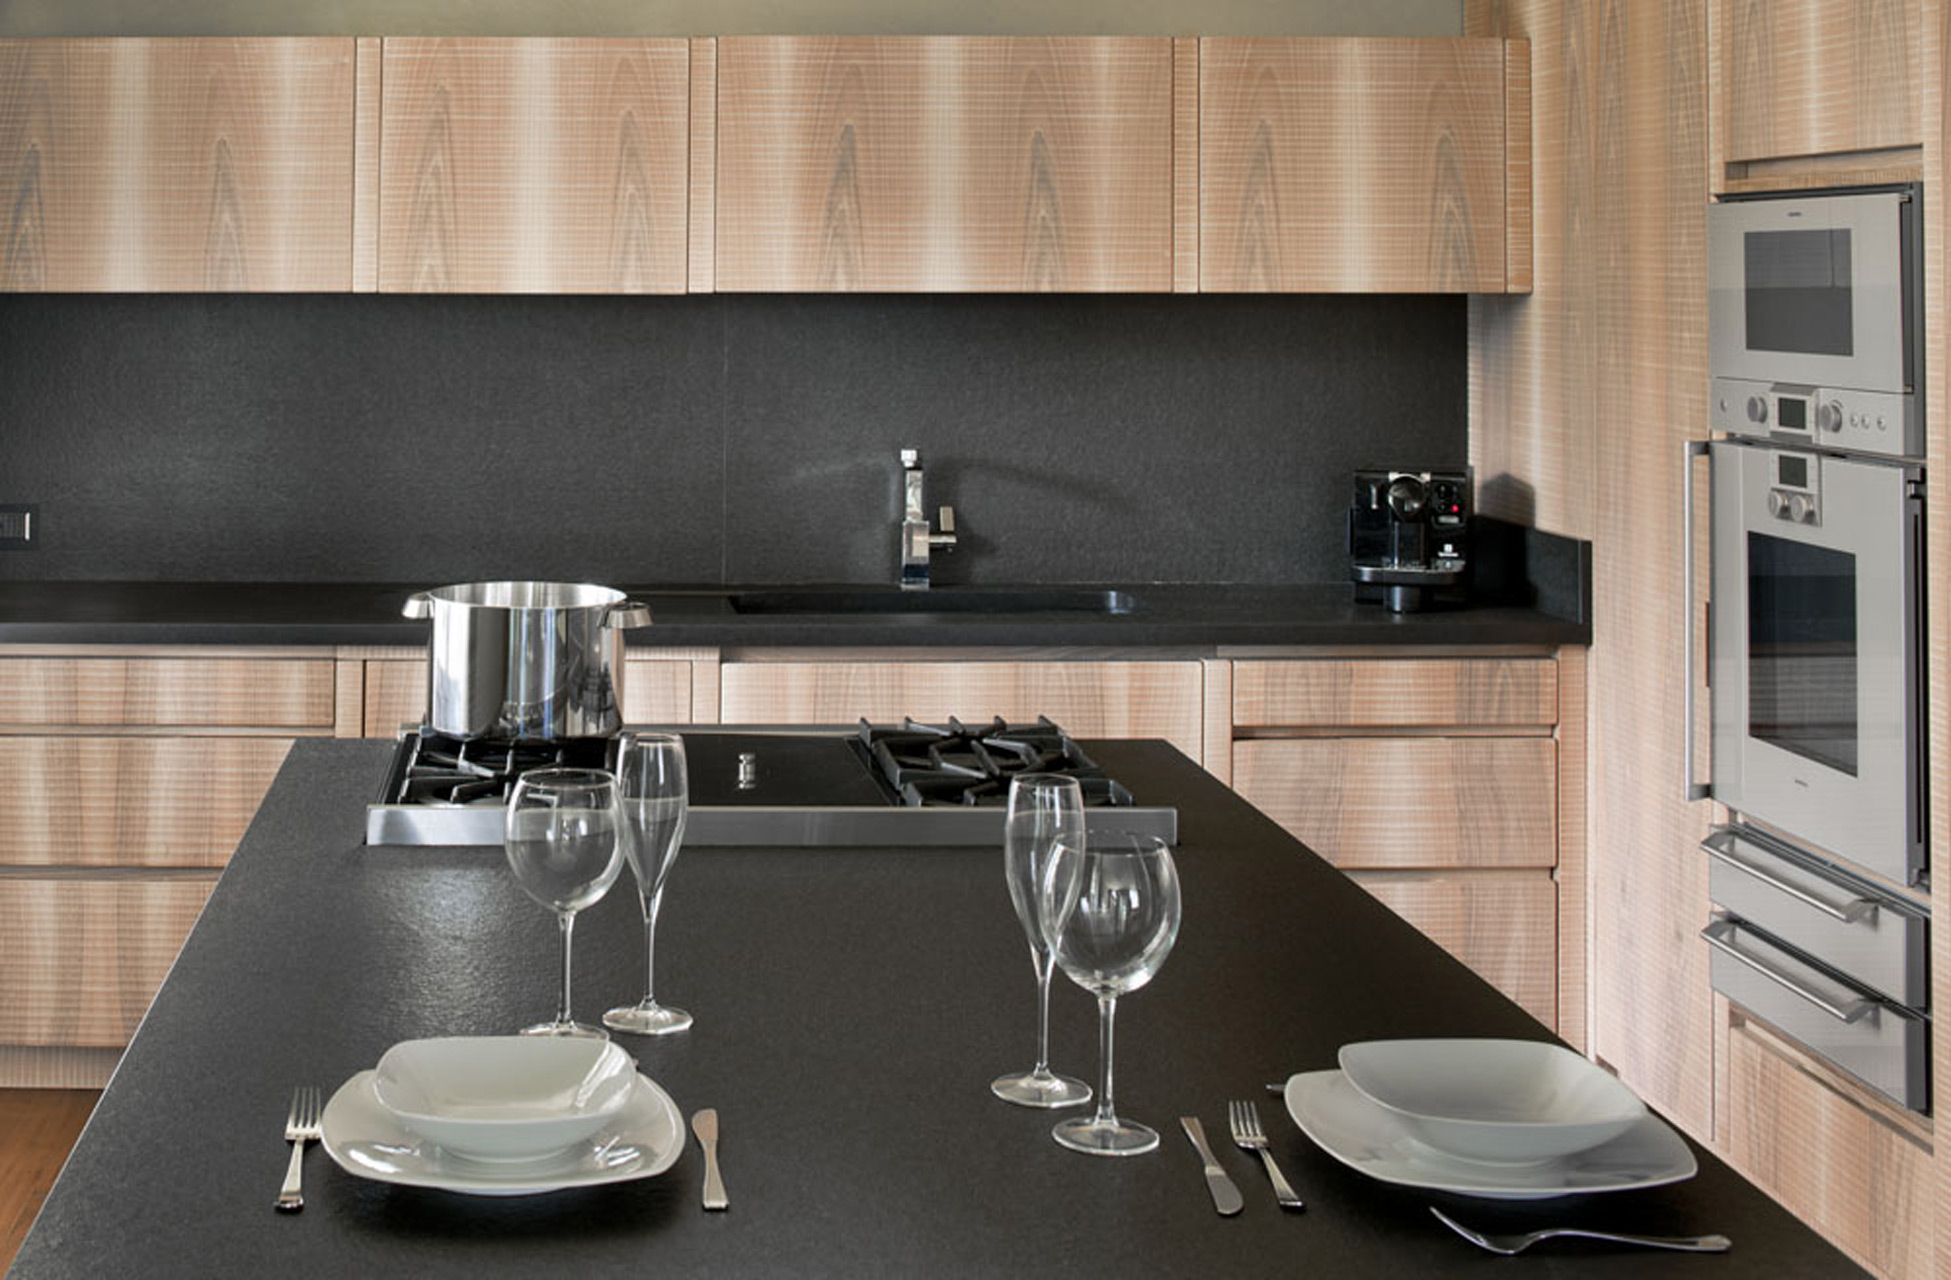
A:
[609,599,654,629]
[401,591,434,620]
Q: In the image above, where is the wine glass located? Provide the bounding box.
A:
[990,774,1093,1109]
[1041,831,1182,1155]
[503,767,624,1039]
[603,733,693,1036]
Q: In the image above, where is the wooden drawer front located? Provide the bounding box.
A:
[720,661,1204,763]
[0,876,216,1047]
[0,737,291,868]
[364,659,696,735]
[0,659,336,729]
[1232,659,1557,728]
[1232,738,1555,868]
[0,38,357,292]
[1724,1016,1933,1278]
[715,37,1174,292]
[1350,870,1556,1027]
[379,38,692,293]
[1721,0,1920,164]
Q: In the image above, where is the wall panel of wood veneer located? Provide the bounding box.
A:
[719,660,1203,763]
[0,658,336,729]
[0,738,290,867]
[0,38,355,291]
[0,877,215,1047]
[379,38,690,293]
[1231,737,1556,870]
[714,36,1174,292]
[1198,37,1516,293]
[1350,870,1556,1026]
[1720,0,1920,164]
[1231,658,1557,728]
[1465,0,1717,1140]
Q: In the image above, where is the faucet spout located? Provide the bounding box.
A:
[899,448,957,590]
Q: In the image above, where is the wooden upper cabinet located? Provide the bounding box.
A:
[0,37,356,291]
[378,38,691,293]
[1199,37,1529,293]
[1720,0,1920,164]
[714,36,1174,292]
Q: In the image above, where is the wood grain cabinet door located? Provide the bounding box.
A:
[379,38,690,293]
[1720,0,1920,164]
[1199,37,1527,293]
[0,37,356,291]
[715,36,1174,292]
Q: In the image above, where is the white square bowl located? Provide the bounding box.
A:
[1337,1038,1646,1163]
[373,1036,637,1162]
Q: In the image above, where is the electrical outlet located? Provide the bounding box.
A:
[0,504,38,549]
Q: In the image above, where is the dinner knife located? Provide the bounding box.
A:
[1179,1117,1244,1216]
[692,1108,729,1211]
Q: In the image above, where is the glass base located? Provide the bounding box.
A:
[603,1001,694,1036]
[1052,1115,1160,1156]
[991,1068,1092,1109]
[518,1019,610,1040]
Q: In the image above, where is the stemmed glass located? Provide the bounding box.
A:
[603,733,693,1036]
[503,767,624,1039]
[990,774,1093,1109]
[1041,831,1182,1155]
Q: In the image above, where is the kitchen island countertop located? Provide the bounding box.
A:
[12,738,1854,1277]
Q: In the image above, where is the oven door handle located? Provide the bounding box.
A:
[1683,440,1712,801]
[1702,829,1880,924]
[1700,918,1875,1024]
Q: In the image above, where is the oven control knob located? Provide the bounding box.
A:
[1789,494,1814,522]
[1746,395,1768,424]
[1819,401,1844,433]
[1768,491,1788,518]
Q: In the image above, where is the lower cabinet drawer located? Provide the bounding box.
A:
[1348,870,1557,1029]
[0,737,292,867]
[1232,738,1556,869]
[1723,1012,1935,1279]
[0,875,217,1047]
[1705,917,1928,1112]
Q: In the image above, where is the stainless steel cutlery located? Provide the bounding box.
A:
[1227,1100,1304,1212]
[693,1108,728,1211]
[276,1086,322,1213]
[1178,1117,1244,1216]
[1430,1206,1732,1256]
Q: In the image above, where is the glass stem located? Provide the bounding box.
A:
[556,911,575,1027]
[1093,995,1118,1127]
[640,889,665,1004]
[1031,948,1056,1074]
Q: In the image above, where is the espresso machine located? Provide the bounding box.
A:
[1348,469,1470,612]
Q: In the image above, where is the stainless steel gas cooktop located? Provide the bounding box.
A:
[366,718,1178,848]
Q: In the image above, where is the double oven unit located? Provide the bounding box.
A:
[1692,184,1930,1112]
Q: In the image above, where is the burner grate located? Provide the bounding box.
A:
[394,730,611,807]
[857,716,1133,808]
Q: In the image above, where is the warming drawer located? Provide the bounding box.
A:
[1704,916,1929,1112]
[1705,826,1928,1007]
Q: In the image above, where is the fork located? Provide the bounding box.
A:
[1430,1206,1733,1255]
[1227,1099,1304,1211]
[276,1086,322,1213]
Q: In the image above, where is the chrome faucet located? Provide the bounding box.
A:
[899,448,957,590]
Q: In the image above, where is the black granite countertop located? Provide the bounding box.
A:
[0,578,1588,649]
[14,739,1851,1277]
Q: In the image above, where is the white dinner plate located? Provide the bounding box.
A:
[321,1069,683,1196]
[1283,1070,1696,1200]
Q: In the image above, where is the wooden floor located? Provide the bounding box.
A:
[1,1090,98,1271]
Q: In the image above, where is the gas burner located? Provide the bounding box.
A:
[396,729,611,807]
[856,716,1134,808]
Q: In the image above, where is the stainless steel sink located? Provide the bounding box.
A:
[726,588,1141,616]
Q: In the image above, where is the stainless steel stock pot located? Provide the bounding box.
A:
[401,581,653,741]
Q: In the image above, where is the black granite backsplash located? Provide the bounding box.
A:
[0,292,1465,585]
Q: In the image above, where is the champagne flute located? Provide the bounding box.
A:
[503,767,624,1039]
[1041,831,1182,1155]
[603,733,693,1036]
[990,774,1093,1108]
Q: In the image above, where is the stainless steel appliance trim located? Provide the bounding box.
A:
[1700,917,1873,1023]
[1704,915,1930,1112]
[1683,439,1712,801]
[1704,828,1877,924]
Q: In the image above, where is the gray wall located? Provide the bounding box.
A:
[0,1,1460,37]
[0,293,1465,586]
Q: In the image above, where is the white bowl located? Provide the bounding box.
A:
[372,1036,637,1161]
[1337,1038,1646,1163]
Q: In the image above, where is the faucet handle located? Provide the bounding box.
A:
[901,448,919,468]
[937,506,955,534]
